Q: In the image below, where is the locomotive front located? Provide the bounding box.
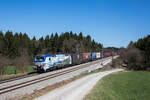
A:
[34,54,51,72]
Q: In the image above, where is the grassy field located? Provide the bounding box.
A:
[85,71,150,100]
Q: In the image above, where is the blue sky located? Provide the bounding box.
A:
[0,0,150,47]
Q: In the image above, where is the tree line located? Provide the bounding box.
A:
[0,31,102,58]
[120,35,150,70]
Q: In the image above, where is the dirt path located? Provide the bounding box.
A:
[35,68,124,100]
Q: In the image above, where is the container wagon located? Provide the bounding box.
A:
[103,52,107,58]
[71,53,82,65]
[96,52,101,59]
[106,52,111,57]
[101,52,104,58]
[82,53,91,62]
[91,53,97,60]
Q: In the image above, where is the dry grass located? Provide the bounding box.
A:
[0,73,27,80]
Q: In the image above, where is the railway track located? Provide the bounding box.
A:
[0,57,111,95]
[0,61,97,85]
[0,72,38,84]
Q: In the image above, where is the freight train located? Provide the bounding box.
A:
[33,51,119,72]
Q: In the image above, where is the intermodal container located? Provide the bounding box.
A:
[82,53,91,62]
[96,52,101,59]
[103,52,106,57]
[106,52,111,57]
[101,52,104,58]
[71,53,82,65]
[91,53,97,60]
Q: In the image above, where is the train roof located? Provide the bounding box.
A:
[55,54,65,56]
[35,54,52,57]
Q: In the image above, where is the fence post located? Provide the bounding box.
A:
[15,69,16,74]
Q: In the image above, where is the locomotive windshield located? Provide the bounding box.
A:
[35,55,45,62]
